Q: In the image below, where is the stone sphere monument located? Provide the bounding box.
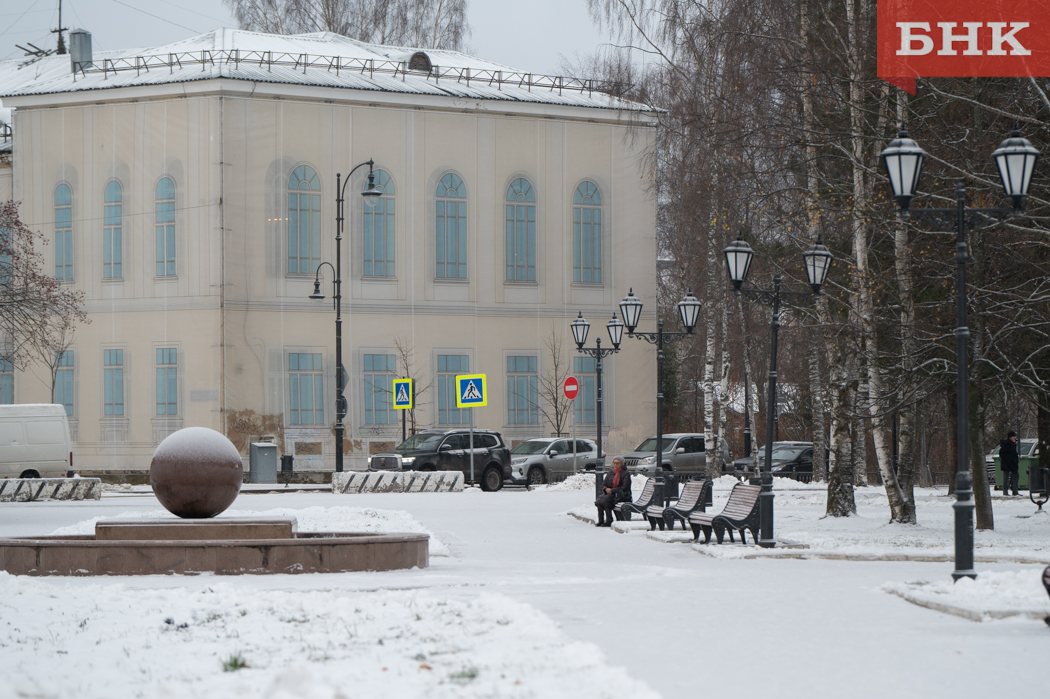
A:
[150,427,243,518]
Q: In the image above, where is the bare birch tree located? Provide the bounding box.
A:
[393,336,431,435]
[223,0,470,49]
[537,328,573,437]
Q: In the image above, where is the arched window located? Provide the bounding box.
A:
[155,177,176,277]
[436,173,466,279]
[363,170,395,277]
[288,165,321,275]
[505,178,535,281]
[573,182,602,283]
[54,184,73,280]
[408,52,432,73]
[103,181,122,279]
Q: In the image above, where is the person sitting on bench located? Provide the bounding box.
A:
[595,457,632,527]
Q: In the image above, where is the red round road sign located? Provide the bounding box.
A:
[563,376,579,400]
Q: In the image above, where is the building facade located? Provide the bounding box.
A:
[0,29,658,472]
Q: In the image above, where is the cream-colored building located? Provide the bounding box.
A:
[0,29,658,472]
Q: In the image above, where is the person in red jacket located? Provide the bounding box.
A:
[594,456,632,527]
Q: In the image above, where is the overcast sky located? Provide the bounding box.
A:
[0,0,610,75]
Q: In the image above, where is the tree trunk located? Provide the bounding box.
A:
[703,243,717,480]
[801,0,828,484]
[827,344,857,516]
[738,294,759,465]
[891,90,917,515]
[845,0,909,520]
[853,363,867,486]
[718,301,731,470]
[1039,398,1050,477]
[968,228,994,528]
[809,342,827,482]
[969,381,994,530]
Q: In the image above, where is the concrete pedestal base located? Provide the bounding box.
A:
[0,517,428,576]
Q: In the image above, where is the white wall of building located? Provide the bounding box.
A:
[3,49,659,472]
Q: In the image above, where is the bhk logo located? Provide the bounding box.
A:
[878,0,1050,93]
[896,22,1030,56]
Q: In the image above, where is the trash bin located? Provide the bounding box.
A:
[249,442,277,484]
[1031,464,1048,497]
[1019,454,1039,490]
[664,472,680,501]
[280,454,294,483]
[996,454,1039,491]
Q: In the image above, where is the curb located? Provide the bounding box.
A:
[332,471,464,494]
[690,548,1050,564]
[0,478,102,502]
[884,588,1050,622]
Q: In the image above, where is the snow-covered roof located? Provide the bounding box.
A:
[0,28,651,114]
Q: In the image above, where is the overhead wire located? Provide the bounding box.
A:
[0,0,43,41]
[107,0,200,35]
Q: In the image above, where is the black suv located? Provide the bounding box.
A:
[368,429,513,491]
[765,442,814,482]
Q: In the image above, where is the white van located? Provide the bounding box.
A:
[0,404,74,479]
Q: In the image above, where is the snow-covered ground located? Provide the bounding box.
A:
[1,479,1048,698]
[49,504,453,557]
[569,476,1050,561]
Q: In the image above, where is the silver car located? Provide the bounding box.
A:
[510,438,600,485]
[620,433,707,478]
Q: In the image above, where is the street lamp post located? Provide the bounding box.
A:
[723,235,832,547]
[617,290,702,507]
[571,313,624,500]
[308,159,381,473]
[879,127,1039,579]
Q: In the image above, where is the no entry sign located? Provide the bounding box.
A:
[563,376,579,400]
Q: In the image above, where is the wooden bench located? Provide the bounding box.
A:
[689,482,761,544]
[613,478,655,521]
[645,479,712,531]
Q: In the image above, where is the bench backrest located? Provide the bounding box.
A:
[722,483,761,518]
[676,479,710,509]
[634,478,654,505]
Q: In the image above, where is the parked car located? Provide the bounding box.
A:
[763,442,815,482]
[509,438,601,485]
[0,404,74,479]
[730,441,809,477]
[621,433,707,478]
[368,429,512,491]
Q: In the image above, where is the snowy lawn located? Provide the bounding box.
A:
[2,483,1049,698]
[567,476,1050,562]
[0,574,654,699]
[884,571,1050,622]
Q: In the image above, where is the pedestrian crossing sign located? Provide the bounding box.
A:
[455,374,487,408]
[392,378,413,410]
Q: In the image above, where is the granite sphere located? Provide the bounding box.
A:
[150,427,243,518]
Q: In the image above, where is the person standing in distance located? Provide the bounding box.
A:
[999,431,1020,496]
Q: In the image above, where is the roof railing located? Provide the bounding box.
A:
[66,48,622,99]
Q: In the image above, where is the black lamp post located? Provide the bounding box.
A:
[571,312,624,500]
[616,290,702,506]
[879,128,1039,578]
[723,234,832,547]
[308,159,381,473]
